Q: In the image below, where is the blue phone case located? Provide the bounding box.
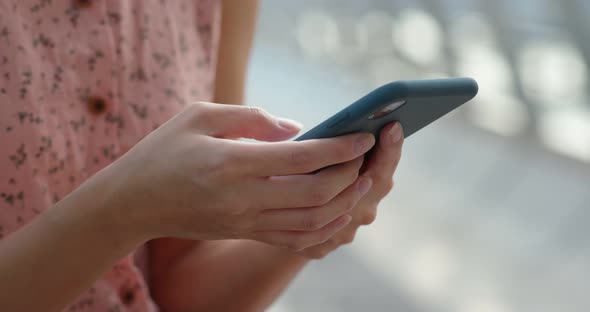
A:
[295,78,479,141]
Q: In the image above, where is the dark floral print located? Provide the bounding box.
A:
[0,0,221,311]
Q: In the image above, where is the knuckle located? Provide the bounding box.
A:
[283,241,298,251]
[301,211,324,231]
[307,250,329,260]
[384,178,395,193]
[247,106,270,122]
[185,101,209,120]
[346,164,361,183]
[208,149,238,177]
[293,243,308,251]
[375,177,394,197]
[306,187,333,206]
[316,139,348,167]
[226,201,251,219]
[343,233,356,244]
[234,214,255,232]
[247,106,263,115]
[288,149,313,172]
[360,209,377,225]
[393,144,403,157]
[292,232,328,251]
[333,141,353,161]
[316,229,333,245]
[387,177,395,190]
[394,150,402,162]
[345,191,360,209]
[220,148,241,165]
[286,237,307,251]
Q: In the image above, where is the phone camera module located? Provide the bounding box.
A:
[368,100,406,120]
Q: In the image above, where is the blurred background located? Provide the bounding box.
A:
[245,1,590,311]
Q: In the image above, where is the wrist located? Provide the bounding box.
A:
[66,164,154,249]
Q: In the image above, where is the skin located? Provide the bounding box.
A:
[0,1,405,311]
[151,1,405,311]
[0,102,379,312]
[149,122,404,312]
[296,122,404,260]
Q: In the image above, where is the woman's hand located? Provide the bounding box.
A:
[104,102,375,250]
[297,122,403,259]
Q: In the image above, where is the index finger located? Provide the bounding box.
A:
[231,133,375,176]
[363,122,404,198]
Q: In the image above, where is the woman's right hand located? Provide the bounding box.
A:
[102,102,375,250]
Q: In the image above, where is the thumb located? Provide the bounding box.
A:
[199,103,303,142]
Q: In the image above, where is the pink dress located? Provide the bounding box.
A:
[0,0,221,310]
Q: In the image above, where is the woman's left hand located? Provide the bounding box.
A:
[297,122,404,259]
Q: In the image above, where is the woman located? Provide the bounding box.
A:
[0,1,404,311]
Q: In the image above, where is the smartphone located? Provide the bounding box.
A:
[295,78,479,141]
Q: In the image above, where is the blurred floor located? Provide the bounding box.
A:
[247,1,590,312]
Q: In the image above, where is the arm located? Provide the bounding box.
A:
[147,124,404,312]
[0,163,148,311]
[213,0,259,104]
[148,2,404,311]
[0,102,372,311]
[149,1,314,311]
[149,239,308,312]
[0,1,261,310]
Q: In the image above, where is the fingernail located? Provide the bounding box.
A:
[337,215,353,229]
[355,133,375,153]
[390,123,403,144]
[358,177,372,195]
[277,118,303,131]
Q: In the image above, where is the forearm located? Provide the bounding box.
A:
[213,0,259,105]
[150,239,308,312]
[0,167,146,311]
